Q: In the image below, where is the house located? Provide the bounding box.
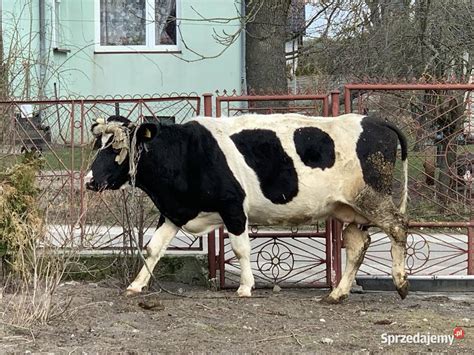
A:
[1,0,245,98]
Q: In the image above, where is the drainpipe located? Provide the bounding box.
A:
[39,0,46,98]
[240,0,246,95]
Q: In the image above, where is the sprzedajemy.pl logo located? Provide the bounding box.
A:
[381,327,465,346]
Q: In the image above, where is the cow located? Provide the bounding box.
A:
[85,113,409,303]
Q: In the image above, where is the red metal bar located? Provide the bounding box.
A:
[211,231,327,238]
[345,83,474,91]
[215,98,222,118]
[248,232,326,238]
[216,94,328,102]
[0,96,202,105]
[408,221,474,228]
[468,226,474,275]
[203,93,213,117]
[344,87,351,113]
[325,219,332,287]
[207,230,217,279]
[328,90,342,286]
[329,220,343,287]
[322,97,329,117]
[331,91,340,117]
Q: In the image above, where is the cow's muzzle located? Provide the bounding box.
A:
[85,179,100,191]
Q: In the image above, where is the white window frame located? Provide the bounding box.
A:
[51,0,61,49]
[94,0,180,53]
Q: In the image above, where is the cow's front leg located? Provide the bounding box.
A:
[125,218,178,296]
[220,206,254,297]
[229,231,254,297]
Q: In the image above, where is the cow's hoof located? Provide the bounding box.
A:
[123,287,141,297]
[236,285,252,297]
[319,293,346,304]
[396,280,409,300]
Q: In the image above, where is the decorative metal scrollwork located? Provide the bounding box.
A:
[256,239,295,281]
[405,232,430,273]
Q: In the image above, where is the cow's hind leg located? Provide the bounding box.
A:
[321,223,370,304]
[355,188,409,299]
[125,218,178,296]
[229,231,255,297]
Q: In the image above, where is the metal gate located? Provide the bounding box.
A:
[205,91,343,288]
[343,83,474,278]
[0,95,203,252]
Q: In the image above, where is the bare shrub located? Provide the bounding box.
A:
[0,155,74,330]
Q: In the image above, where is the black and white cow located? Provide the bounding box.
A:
[85,113,409,303]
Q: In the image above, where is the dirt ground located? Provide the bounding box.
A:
[1,281,472,353]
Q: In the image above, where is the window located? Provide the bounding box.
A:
[52,0,63,50]
[96,0,178,52]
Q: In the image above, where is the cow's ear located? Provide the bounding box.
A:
[136,123,159,143]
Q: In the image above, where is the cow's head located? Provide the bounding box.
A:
[85,115,158,191]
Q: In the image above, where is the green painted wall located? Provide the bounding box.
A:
[2,0,243,98]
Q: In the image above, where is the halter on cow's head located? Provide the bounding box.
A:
[85,115,158,191]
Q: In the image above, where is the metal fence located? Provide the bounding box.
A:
[343,83,474,278]
[1,86,472,287]
[0,94,203,251]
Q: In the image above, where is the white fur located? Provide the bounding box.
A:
[84,170,93,184]
[127,219,178,293]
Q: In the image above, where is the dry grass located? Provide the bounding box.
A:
[0,155,75,338]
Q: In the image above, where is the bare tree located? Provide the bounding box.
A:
[299,0,473,81]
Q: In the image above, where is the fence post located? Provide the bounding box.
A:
[203,93,217,280]
[329,90,343,287]
[344,86,351,113]
[331,91,340,117]
[323,97,329,117]
[203,93,213,118]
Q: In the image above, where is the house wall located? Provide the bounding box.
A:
[2,0,243,98]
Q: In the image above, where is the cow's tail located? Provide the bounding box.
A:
[383,122,408,214]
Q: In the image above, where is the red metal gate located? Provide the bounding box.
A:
[205,91,342,288]
[342,83,474,278]
[0,95,203,252]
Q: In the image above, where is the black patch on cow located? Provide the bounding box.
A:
[157,214,166,229]
[356,116,399,194]
[293,127,335,169]
[230,129,298,204]
[134,122,247,236]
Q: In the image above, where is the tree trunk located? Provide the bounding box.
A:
[245,0,291,107]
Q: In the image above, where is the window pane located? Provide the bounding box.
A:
[155,0,176,45]
[100,0,146,46]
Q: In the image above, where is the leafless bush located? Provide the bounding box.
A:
[0,157,76,331]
